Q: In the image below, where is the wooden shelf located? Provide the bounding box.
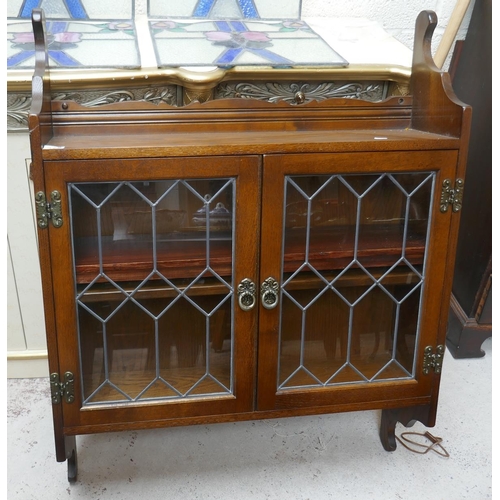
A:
[74,232,233,284]
[74,222,425,286]
[43,128,460,160]
[284,222,426,271]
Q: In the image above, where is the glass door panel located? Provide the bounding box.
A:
[279,172,434,390]
[70,178,236,406]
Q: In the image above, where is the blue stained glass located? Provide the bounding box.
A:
[20,0,42,17]
[194,0,260,19]
[216,48,243,64]
[214,20,254,32]
[229,21,247,32]
[49,21,69,34]
[7,50,35,67]
[48,49,81,65]
[249,49,292,64]
[215,20,232,32]
[63,0,88,19]
[216,47,292,65]
[19,0,88,19]
[193,0,216,17]
[238,0,258,18]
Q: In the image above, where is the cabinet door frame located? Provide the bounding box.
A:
[257,150,458,411]
[44,155,261,431]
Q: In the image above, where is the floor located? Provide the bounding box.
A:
[7,338,492,500]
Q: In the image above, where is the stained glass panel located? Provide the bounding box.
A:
[8,0,348,70]
[151,19,348,68]
[7,19,139,69]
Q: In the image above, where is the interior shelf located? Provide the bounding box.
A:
[284,222,426,271]
[74,232,233,284]
[74,222,426,285]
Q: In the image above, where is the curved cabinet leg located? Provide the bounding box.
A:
[380,408,398,451]
[65,436,78,483]
[380,405,432,451]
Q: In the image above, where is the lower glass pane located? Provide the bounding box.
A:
[279,267,421,389]
[71,179,235,405]
[78,280,234,405]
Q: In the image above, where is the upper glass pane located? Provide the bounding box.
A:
[70,179,235,406]
[279,172,435,391]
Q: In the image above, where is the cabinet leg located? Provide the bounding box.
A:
[379,405,431,451]
[65,436,78,483]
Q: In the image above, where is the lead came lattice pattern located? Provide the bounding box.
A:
[278,172,435,390]
[70,179,235,406]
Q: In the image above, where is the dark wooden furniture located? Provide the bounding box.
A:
[446,0,492,358]
[28,9,471,482]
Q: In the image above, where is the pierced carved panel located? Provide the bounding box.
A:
[7,93,32,130]
[215,81,387,104]
[7,85,179,131]
[8,80,389,132]
[53,86,179,107]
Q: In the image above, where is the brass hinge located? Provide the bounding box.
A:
[50,372,75,404]
[35,190,63,228]
[422,345,445,375]
[440,178,464,213]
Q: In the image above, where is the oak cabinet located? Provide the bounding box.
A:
[28,9,471,482]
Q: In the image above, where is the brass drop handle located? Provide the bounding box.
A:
[237,278,256,311]
[261,277,280,310]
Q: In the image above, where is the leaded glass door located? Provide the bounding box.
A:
[257,151,457,410]
[46,156,260,428]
